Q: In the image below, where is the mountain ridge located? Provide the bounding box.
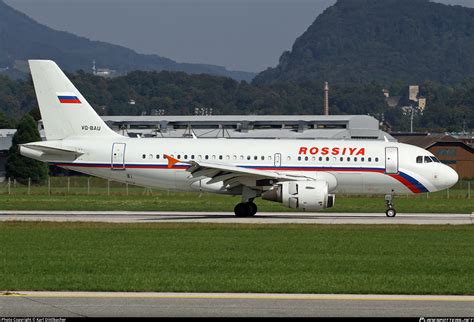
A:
[253,0,474,85]
[0,0,255,81]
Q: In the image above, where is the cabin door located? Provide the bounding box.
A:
[274,153,282,167]
[111,143,126,170]
[385,147,398,174]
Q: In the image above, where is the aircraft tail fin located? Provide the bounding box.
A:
[28,60,120,140]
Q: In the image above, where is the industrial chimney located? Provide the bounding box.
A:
[324,82,329,115]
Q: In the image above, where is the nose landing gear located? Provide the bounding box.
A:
[385,194,397,217]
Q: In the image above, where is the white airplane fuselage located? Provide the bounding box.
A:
[36,136,457,196]
[21,60,459,217]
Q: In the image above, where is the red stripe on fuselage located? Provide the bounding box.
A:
[388,174,420,193]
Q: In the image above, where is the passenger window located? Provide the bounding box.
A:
[156,154,160,159]
[326,157,329,161]
[261,156,265,161]
[184,155,188,159]
[226,155,230,160]
[375,157,379,162]
[354,157,358,162]
[254,156,258,160]
[142,154,146,159]
[205,155,209,160]
[305,156,309,161]
[287,156,292,161]
[424,156,432,163]
[191,155,195,160]
[368,157,372,162]
[361,157,365,162]
[319,157,323,161]
[416,156,423,163]
[298,156,302,161]
[247,156,251,160]
[219,155,223,160]
[347,157,350,162]
[340,157,343,162]
[149,154,153,159]
[311,156,316,161]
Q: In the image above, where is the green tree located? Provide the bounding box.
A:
[5,114,48,184]
[0,111,15,128]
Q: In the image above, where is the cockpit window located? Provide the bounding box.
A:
[418,155,440,163]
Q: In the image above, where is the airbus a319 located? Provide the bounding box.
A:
[20,60,459,217]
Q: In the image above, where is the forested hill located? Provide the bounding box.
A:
[1,70,473,133]
[0,0,255,82]
[253,0,474,85]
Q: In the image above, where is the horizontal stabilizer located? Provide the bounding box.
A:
[20,142,83,161]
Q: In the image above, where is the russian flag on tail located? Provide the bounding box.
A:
[57,92,81,104]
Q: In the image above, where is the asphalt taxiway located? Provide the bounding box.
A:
[0,210,472,224]
[1,292,473,317]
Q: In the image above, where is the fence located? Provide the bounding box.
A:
[1,176,156,196]
[0,176,472,199]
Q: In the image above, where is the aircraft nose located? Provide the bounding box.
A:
[445,166,459,188]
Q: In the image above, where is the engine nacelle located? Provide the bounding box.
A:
[262,181,335,211]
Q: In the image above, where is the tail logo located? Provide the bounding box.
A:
[57,92,81,104]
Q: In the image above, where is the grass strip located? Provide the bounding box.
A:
[1,222,473,294]
[0,194,472,213]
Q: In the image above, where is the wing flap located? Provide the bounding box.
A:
[166,158,314,191]
[187,161,300,181]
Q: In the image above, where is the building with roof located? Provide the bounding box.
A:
[100,115,394,141]
[0,129,15,181]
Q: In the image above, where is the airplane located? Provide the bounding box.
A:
[20,60,459,217]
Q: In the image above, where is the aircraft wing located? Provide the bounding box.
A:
[165,154,312,191]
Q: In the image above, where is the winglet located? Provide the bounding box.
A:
[164,154,180,168]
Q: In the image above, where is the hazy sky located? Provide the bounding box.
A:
[5,0,474,73]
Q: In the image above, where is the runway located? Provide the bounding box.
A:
[0,210,472,225]
[1,292,473,317]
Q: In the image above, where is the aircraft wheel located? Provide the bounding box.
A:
[249,202,257,216]
[385,208,397,217]
[234,203,251,217]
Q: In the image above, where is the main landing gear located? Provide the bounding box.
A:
[234,187,259,217]
[234,201,257,217]
[385,194,397,217]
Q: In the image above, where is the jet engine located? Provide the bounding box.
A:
[262,181,335,211]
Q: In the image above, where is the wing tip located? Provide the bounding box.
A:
[164,154,180,168]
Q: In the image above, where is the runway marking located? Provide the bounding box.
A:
[2,292,473,302]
